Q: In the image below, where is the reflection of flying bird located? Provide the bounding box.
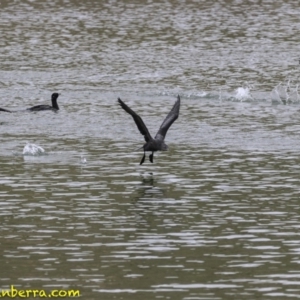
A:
[118,95,180,165]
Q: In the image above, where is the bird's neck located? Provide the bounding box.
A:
[52,100,59,110]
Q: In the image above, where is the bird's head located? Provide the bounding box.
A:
[52,93,60,100]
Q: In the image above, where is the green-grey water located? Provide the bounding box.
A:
[1,1,300,299]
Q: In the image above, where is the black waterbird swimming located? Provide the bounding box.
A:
[0,107,11,113]
[27,93,60,111]
[118,95,180,165]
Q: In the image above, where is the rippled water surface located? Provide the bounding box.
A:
[1,0,300,299]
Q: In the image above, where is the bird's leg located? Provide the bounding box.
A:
[140,152,146,165]
[149,152,154,163]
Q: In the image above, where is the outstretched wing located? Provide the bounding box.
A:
[118,98,152,142]
[155,95,180,141]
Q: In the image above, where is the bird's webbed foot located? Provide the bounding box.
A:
[140,152,146,165]
[149,152,154,163]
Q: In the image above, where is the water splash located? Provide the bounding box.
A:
[218,88,223,102]
[22,143,45,156]
[289,84,300,103]
[275,82,289,104]
[270,87,282,104]
[233,84,254,101]
[80,155,87,164]
[271,81,299,104]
